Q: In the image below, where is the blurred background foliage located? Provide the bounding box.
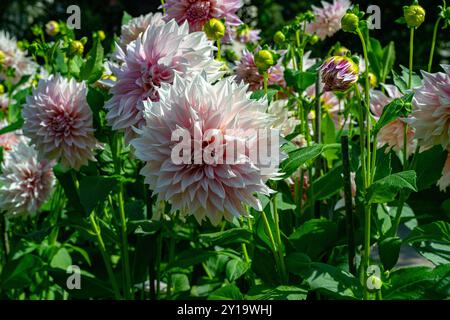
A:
[1,0,448,71]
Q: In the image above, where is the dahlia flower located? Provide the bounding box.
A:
[235,49,285,91]
[22,75,97,170]
[0,120,20,151]
[131,74,281,225]
[0,30,37,84]
[0,93,11,112]
[268,100,299,137]
[319,56,359,92]
[438,151,450,191]
[0,140,54,217]
[164,0,243,35]
[118,12,165,51]
[411,65,450,151]
[307,0,351,40]
[105,19,223,142]
[234,25,260,44]
[370,85,416,156]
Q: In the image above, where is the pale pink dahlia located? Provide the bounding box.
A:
[370,85,416,156]
[22,75,97,170]
[164,0,243,34]
[411,65,450,151]
[118,12,165,51]
[0,120,20,151]
[305,83,344,129]
[306,0,351,40]
[131,74,281,225]
[235,49,285,91]
[438,151,450,191]
[0,30,37,84]
[0,140,54,217]
[105,19,223,142]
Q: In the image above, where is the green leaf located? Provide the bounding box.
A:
[50,247,73,270]
[373,93,414,134]
[379,237,401,270]
[312,164,343,200]
[281,144,339,178]
[171,274,190,293]
[121,11,132,26]
[225,259,249,282]
[199,228,253,246]
[53,166,84,213]
[79,176,120,214]
[405,221,450,245]
[208,284,243,300]
[288,219,339,260]
[284,69,317,92]
[414,146,448,190]
[0,119,23,135]
[368,170,417,204]
[167,249,216,270]
[80,37,104,83]
[246,285,307,300]
[0,255,42,289]
[381,41,396,82]
[250,89,277,102]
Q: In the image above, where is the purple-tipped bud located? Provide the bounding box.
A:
[319,56,359,92]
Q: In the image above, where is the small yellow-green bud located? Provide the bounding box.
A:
[45,20,60,36]
[0,84,4,94]
[203,18,226,41]
[341,13,359,33]
[98,30,106,41]
[69,40,84,56]
[309,35,320,45]
[0,50,5,65]
[254,49,275,72]
[369,73,377,88]
[404,4,425,28]
[273,31,286,44]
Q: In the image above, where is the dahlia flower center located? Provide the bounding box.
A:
[50,111,74,134]
[139,64,175,101]
[186,1,211,23]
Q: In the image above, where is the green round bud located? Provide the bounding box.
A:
[0,84,4,94]
[368,72,377,88]
[341,13,359,33]
[254,49,275,72]
[404,5,425,28]
[69,40,84,56]
[203,18,226,41]
[45,20,60,36]
[309,35,320,45]
[273,31,286,45]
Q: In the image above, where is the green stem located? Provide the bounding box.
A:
[263,71,268,95]
[408,28,415,89]
[118,187,132,299]
[260,210,283,282]
[272,197,287,283]
[428,17,442,72]
[363,204,372,300]
[216,39,222,61]
[160,0,166,14]
[89,214,122,300]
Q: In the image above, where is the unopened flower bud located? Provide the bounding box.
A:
[69,40,84,56]
[334,46,350,56]
[204,18,226,41]
[254,49,275,72]
[404,4,425,28]
[98,30,106,41]
[369,72,377,88]
[45,21,60,36]
[319,56,359,92]
[273,31,286,44]
[309,35,320,45]
[341,13,359,33]
[0,50,5,65]
[0,84,4,94]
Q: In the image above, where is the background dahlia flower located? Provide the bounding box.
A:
[0,30,37,84]
[411,65,450,151]
[22,75,97,170]
[131,74,281,225]
[0,120,20,151]
[306,0,351,40]
[371,85,416,156]
[164,0,243,36]
[0,140,54,217]
[105,19,223,142]
[118,12,165,51]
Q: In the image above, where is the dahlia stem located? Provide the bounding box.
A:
[408,28,415,89]
[428,17,442,72]
[272,196,288,283]
[160,0,165,15]
[260,210,283,282]
[89,213,122,300]
[118,186,133,299]
[216,39,222,61]
[263,71,268,95]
